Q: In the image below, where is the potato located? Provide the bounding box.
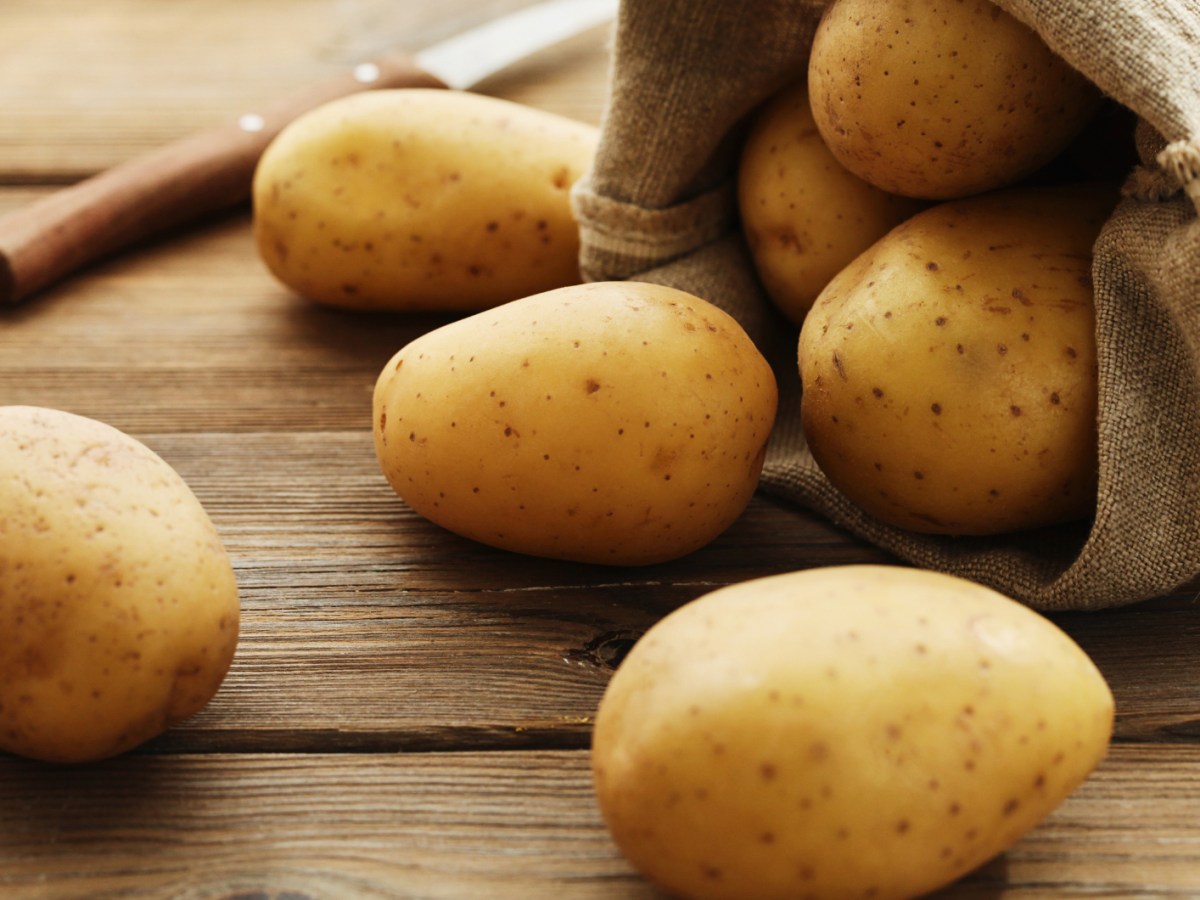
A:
[253,88,598,311]
[372,281,778,565]
[0,407,240,763]
[807,0,1102,199]
[592,564,1114,900]
[798,183,1116,535]
[738,79,924,326]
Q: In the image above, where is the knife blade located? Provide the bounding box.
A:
[0,0,617,306]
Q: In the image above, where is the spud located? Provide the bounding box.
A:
[372,281,778,565]
[808,0,1102,199]
[592,564,1114,900]
[0,407,240,763]
[798,183,1116,535]
[253,88,598,310]
[738,79,924,326]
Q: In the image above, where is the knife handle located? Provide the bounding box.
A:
[0,54,446,306]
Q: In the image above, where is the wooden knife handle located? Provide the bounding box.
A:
[0,54,446,306]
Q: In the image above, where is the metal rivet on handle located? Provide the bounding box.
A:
[237,113,266,133]
[353,63,381,84]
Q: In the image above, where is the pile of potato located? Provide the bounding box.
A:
[741,0,1119,537]
[0,10,1126,900]
[1,20,1120,900]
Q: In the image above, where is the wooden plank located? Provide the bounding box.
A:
[0,750,657,899]
[0,0,609,181]
[1058,593,1200,743]
[0,745,1197,898]
[0,207,432,428]
[140,430,898,752]
[958,743,1200,894]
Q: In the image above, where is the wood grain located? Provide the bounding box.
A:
[0,0,609,180]
[2,0,1199,896]
[0,751,658,900]
[1,746,1198,899]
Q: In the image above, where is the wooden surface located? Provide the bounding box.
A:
[2,1,1199,897]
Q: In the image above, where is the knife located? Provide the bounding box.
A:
[0,0,617,307]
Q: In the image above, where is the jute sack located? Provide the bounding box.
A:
[571,0,1200,610]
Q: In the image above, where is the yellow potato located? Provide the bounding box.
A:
[738,79,924,326]
[372,281,778,565]
[592,564,1114,900]
[798,183,1116,535]
[808,0,1102,199]
[253,88,598,311]
[0,407,240,763]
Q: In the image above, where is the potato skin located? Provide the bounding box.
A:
[253,88,598,311]
[372,282,778,565]
[738,80,924,326]
[808,0,1101,199]
[0,407,240,763]
[592,564,1114,900]
[798,183,1116,535]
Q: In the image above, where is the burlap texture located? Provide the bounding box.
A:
[571,0,1200,610]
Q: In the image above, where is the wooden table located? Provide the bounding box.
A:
[2,1,1198,896]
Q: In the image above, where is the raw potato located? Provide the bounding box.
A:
[738,79,924,326]
[0,407,240,764]
[592,564,1114,900]
[798,183,1116,535]
[808,0,1102,199]
[253,88,598,311]
[372,281,778,565]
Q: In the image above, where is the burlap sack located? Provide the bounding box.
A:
[571,0,1200,610]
